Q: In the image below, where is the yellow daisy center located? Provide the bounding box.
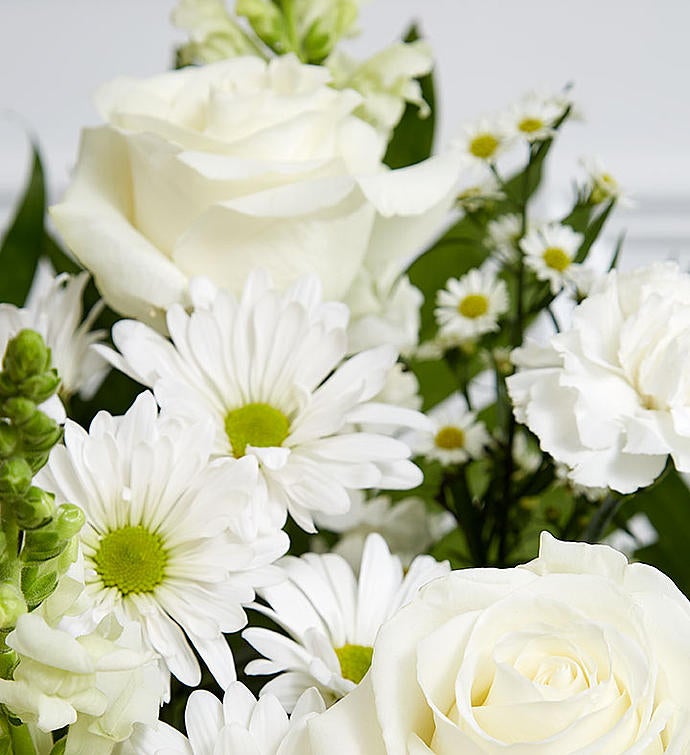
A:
[435,425,466,450]
[94,526,167,596]
[225,402,290,458]
[458,294,489,319]
[542,246,571,272]
[469,133,499,159]
[518,116,544,134]
[335,644,373,684]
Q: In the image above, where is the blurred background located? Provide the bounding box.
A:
[1,0,689,267]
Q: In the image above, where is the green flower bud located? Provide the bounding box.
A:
[3,330,50,384]
[0,424,18,458]
[54,504,85,540]
[21,528,63,562]
[0,374,17,399]
[0,583,26,629]
[18,411,62,451]
[21,566,58,609]
[19,370,61,405]
[0,648,18,681]
[23,450,51,475]
[15,487,55,529]
[1,397,36,426]
[302,19,335,63]
[0,457,33,498]
[236,0,286,51]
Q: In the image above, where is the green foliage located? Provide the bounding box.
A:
[383,25,435,169]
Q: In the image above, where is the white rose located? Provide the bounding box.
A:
[508,262,690,493]
[51,55,461,329]
[304,533,690,754]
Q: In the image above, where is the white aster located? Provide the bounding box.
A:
[454,118,511,163]
[503,91,567,142]
[507,262,690,493]
[243,532,449,710]
[0,259,109,400]
[126,682,325,755]
[37,391,287,691]
[520,222,586,293]
[435,267,510,341]
[581,156,631,206]
[101,271,426,532]
[406,392,491,466]
[314,491,453,569]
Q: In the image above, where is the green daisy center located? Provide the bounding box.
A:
[542,246,571,272]
[335,644,373,684]
[458,294,489,319]
[225,402,290,458]
[435,425,466,450]
[94,526,167,596]
[518,116,544,134]
[469,133,499,159]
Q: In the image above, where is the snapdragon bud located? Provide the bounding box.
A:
[18,411,62,451]
[15,487,55,530]
[0,458,32,498]
[22,505,85,562]
[1,398,36,426]
[3,330,50,384]
[0,583,26,630]
[18,370,61,405]
[0,425,18,458]
[236,0,286,51]
[21,565,58,610]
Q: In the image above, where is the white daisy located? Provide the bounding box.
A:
[454,118,510,163]
[406,392,491,466]
[101,271,426,532]
[242,533,449,710]
[314,491,454,569]
[503,92,567,142]
[1,259,110,400]
[127,682,325,755]
[37,391,288,691]
[435,267,510,341]
[520,223,586,293]
[486,213,524,262]
[581,156,630,205]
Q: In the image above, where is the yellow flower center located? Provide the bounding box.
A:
[518,116,544,134]
[435,425,466,450]
[335,644,373,684]
[458,294,489,319]
[542,247,571,272]
[94,526,167,596]
[225,403,290,458]
[469,133,499,159]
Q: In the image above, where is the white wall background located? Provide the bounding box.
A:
[1,0,689,268]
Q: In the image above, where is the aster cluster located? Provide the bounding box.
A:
[0,0,688,752]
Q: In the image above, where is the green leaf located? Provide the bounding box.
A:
[383,25,435,169]
[0,147,45,305]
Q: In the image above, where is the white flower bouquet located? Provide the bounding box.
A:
[0,2,688,752]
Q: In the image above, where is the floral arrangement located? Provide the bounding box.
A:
[0,1,688,752]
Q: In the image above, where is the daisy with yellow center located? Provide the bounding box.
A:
[37,391,288,691]
[242,533,449,710]
[521,223,586,293]
[101,271,427,533]
[455,118,509,163]
[505,92,567,143]
[406,393,491,466]
[435,267,510,342]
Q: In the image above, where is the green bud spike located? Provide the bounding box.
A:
[0,458,33,498]
[0,425,18,458]
[53,504,85,540]
[17,411,60,448]
[21,567,58,610]
[19,370,61,405]
[0,374,16,398]
[3,330,50,384]
[21,528,63,562]
[236,0,287,51]
[15,487,55,530]
[23,450,51,476]
[0,583,26,630]
[1,397,36,426]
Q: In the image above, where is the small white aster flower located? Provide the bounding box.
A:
[581,156,631,206]
[101,271,426,532]
[456,161,505,212]
[406,393,491,466]
[242,533,449,710]
[521,222,586,293]
[503,91,567,142]
[454,118,511,163]
[435,267,510,341]
[127,682,325,755]
[486,213,524,262]
[0,259,109,400]
[37,391,288,691]
[314,491,454,569]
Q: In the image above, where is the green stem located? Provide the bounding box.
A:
[582,495,625,543]
[280,0,302,59]
[9,721,36,755]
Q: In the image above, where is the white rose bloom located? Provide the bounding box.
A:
[126,682,325,755]
[507,262,690,493]
[305,533,690,754]
[50,55,462,330]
